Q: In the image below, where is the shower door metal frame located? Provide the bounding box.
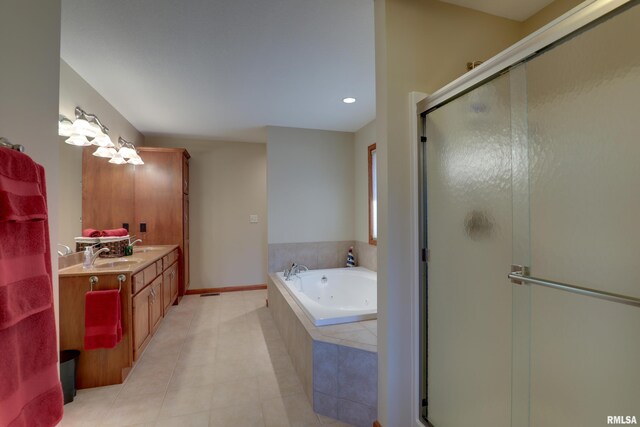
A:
[417,114,431,426]
[417,0,633,116]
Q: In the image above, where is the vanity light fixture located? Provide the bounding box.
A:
[127,154,144,165]
[92,146,117,158]
[108,151,127,165]
[58,115,74,137]
[65,133,92,147]
[60,107,143,165]
[342,97,356,104]
[118,137,144,165]
[117,138,137,159]
[92,131,115,148]
[61,107,106,146]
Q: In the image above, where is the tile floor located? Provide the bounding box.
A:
[61,290,354,427]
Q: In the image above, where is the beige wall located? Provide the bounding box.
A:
[0,0,61,339]
[375,1,523,425]
[520,0,585,37]
[354,120,376,244]
[267,126,355,244]
[58,60,145,248]
[147,136,268,289]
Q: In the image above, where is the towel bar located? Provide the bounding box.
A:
[89,274,125,293]
[0,137,25,152]
[508,266,640,308]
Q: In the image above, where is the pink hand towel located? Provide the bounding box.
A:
[84,290,122,350]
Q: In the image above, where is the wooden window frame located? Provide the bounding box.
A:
[368,143,377,245]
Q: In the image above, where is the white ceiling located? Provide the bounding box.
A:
[61,0,558,143]
[61,0,375,143]
[438,0,556,21]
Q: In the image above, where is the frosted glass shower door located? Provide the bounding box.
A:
[422,5,640,426]
[425,73,514,427]
[525,5,640,425]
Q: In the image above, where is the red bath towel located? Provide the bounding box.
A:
[101,228,128,237]
[84,290,122,350]
[82,228,102,238]
[0,147,63,427]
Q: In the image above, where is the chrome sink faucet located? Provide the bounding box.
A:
[91,247,110,266]
[130,239,142,247]
[57,244,71,256]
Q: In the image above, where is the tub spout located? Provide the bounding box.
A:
[285,263,308,280]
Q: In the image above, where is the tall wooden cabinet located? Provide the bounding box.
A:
[82,147,190,297]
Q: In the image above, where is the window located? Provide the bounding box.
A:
[368,143,377,245]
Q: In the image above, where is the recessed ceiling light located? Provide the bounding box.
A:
[343,97,356,104]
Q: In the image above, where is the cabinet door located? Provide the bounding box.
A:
[82,147,135,231]
[134,150,182,245]
[170,263,179,303]
[149,277,163,334]
[162,267,172,313]
[182,194,190,294]
[132,286,151,361]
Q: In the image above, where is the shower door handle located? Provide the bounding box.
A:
[508,265,640,308]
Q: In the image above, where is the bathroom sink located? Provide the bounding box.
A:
[133,246,162,253]
[93,258,142,269]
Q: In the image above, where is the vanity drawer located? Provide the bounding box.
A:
[162,249,178,271]
[143,263,158,286]
[132,273,144,295]
[133,263,159,294]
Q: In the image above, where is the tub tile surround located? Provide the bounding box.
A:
[60,291,353,427]
[268,274,378,427]
[269,241,377,273]
[353,241,376,272]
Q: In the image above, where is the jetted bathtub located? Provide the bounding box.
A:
[275,267,377,326]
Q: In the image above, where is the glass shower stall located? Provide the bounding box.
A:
[418,1,640,426]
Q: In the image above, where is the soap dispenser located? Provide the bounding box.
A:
[82,246,93,269]
[346,246,356,267]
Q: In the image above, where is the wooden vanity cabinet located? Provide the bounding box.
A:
[60,247,181,387]
[131,249,180,360]
[82,147,190,298]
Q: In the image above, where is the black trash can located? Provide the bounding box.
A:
[59,350,80,404]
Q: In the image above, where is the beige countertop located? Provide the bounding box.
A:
[58,245,178,277]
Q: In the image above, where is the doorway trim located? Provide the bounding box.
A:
[409,91,428,427]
